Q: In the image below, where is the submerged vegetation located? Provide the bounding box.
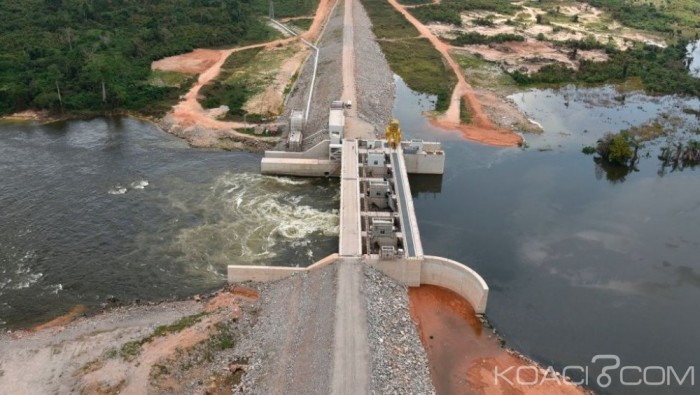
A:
[359,0,455,111]
[658,140,700,173]
[0,0,285,117]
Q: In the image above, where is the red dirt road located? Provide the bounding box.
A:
[409,285,590,395]
[386,0,522,147]
[151,0,336,145]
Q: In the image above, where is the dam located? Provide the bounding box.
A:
[228,102,489,394]
[228,0,488,392]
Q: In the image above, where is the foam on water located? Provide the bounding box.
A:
[169,172,338,267]
[108,185,127,195]
[131,180,149,189]
[0,250,43,292]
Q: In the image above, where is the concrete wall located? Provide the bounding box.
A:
[261,158,340,177]
[264,140,330,159]
[420,256,489,314]
[228,254,339,283]
[367,258,421,286]
[403,152,445,175]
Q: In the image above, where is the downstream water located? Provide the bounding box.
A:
[0,118,338,327]
[396,76,700,394]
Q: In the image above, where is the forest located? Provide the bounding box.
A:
[0,0,289,117]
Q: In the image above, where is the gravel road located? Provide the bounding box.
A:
[352,0,396,130]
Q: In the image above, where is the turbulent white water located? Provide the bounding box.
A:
[166,172,339,268]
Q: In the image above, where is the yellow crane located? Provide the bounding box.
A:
[385,119,401,149]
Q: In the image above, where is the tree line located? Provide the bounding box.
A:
[0,0,284,117]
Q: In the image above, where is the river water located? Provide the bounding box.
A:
[1,77,698,394]
[0,117,338,327]
[395,76,700,394]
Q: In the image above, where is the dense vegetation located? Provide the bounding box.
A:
[0,0,283,117]
[450,32,524,46]
[411,0,521,26]
[359,0,455,111]
[511,40,700,96]
[584,0,681,34]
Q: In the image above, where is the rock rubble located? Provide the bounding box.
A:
[362,266,435,394]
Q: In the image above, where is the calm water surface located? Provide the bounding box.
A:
[396,76,700,394]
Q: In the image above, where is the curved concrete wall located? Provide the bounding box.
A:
[420,256,489,314]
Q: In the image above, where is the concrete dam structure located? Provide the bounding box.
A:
[228,103,489,314]
[228,2,489,391]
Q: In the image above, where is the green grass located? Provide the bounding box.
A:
[378,38,456,111]
[459,97,471,123]
[148,70,194,88]
[200,47,263,118]
[452,52,516,90]
[359,0,454,111]
[113,313,208,361]
[288,18,314,32]
[360,0,420,39]
[410,0,521,25]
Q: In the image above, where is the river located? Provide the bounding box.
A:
[396,75,700,394]
[0,117,338,327]
[1,78,699,394]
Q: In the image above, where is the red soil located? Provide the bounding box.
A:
[386,0,522,147]
[409,285,589,395]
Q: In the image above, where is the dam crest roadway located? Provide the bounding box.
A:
[228,0,489,393]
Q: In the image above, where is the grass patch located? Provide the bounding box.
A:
[201,44,298,119]
[288,18,314,32]
[148,70,193,88]
[378,38,455,111]
[360,0,420,38]
[360,0,455,111]
[452,52,516,90]
[460,97,471,123]
[411,0,521,25]
[113,312,208,361]
[450,32,525,46]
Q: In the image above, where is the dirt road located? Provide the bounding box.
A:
[386,0,522,147]
[154,0,337,147]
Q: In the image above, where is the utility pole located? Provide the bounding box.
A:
[269,1,274,19]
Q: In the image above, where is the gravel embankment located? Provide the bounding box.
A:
[362,266,436,394]
[281,0,395,150]
[233,265,337,395]
[353,0,396,130]
[282,2,344,150]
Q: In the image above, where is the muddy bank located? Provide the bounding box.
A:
[409,285,590,395]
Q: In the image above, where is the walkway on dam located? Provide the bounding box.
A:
[333,137,423,394]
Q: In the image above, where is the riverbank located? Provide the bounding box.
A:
[409,285,592,395]
[0,266,435,394]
